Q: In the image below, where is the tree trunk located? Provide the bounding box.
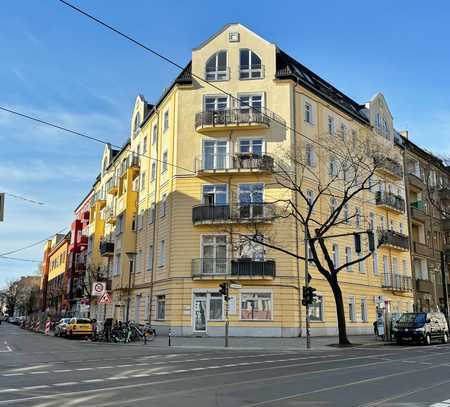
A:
[329,274,351,345]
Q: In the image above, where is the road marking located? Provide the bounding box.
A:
[76,367,95,371]
[131,374,149,378]
[2,373,24,377]
[97,366,114,369]
[54,369,72,373]
[82,379,105,383]
[0,389,19,394]
[116,364,133,367]
[22,385,50,390]
[30,371,49,374]
[53,382,79,387]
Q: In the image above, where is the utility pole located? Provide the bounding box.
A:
[304,229,311,349]
[0,192,4,222]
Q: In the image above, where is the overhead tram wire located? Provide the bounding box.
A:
[0,106,381,224]
[4,192,44,206]
[55,0,408,195]
[0,226,68,257]
[0,255,41,263]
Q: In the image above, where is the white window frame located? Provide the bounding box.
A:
[308,295,324,322]
[304,101,313,124]
[159,240,166,267]
[348,296,356,322]
[163,110,169,133]
[239,49,263,80]
[156,295,166,320]
[205,50,228,81]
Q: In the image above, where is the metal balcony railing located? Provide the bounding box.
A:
[192,203,276,224]
[195,108,271,129]
[373,156,403,178]
[378,229,409,251]
[195,153,274,173]
[99,241,114,257]
[382,273,413,292]
[191,258,275,278]
[375,191,405,212]
[413,241,434,258]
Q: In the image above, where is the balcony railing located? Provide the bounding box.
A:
[192,203,276,225]
[375,191,405,212]
[195,108,271,131]
[378,229,409,251]
[192,258,275,278]
[106,177,118,195]
[374,156,403,179]
[416,278,433,293]
[195,153,274,173]
[382,273,413,292]
[99,241,114,257]
[408,173,425,190]
[413,241,434,258]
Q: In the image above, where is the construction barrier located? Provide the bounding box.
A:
[45,320,51,335]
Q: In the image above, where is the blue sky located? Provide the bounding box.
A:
[1,0,449,287]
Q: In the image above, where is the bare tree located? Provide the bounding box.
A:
[237,131,395,345]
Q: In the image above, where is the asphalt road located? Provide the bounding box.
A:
[1,323,450,406]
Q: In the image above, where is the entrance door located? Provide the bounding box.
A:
[193,294,207,332]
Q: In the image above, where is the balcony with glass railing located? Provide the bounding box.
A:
[191,257,275,279]
[375,191,405,213]
[106,176,118,195]
[192,203,276,225]
[195,153,274,174]
[410,201,427,223]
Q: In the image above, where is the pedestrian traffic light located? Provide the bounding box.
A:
[354,233,362,253]
[302,286,317,306]
[219,282,229,301]
[367,230,375,252]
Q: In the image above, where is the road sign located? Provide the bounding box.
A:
[230,283,242,289]
[92,281,106,297]
[0,193,4,222]
[99,292,112,304]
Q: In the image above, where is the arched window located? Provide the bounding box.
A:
[239,49,263,79]
[205,51,228,81]
[133,112,141,134]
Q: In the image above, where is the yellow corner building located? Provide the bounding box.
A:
[86,24,413,336]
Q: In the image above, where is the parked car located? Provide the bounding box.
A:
[54,318,71,337]
[396,312,448,345]
[65,318,93,338]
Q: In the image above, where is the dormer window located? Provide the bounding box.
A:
[205,51,228,81]
[133,112,141,135]
[240,49,263,79]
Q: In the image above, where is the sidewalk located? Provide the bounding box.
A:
[90,334,388,351]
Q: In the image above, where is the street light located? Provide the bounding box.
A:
[125,251,136,323]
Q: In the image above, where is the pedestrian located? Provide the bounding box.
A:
[373,320,378,338]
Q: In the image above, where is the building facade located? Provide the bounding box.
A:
[81,24,414,337]
[402,135,450,312]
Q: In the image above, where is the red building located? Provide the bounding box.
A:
[67,191,93,316]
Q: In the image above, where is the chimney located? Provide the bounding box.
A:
[399,130,409,139]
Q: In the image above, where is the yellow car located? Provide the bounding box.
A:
[66,318,93,338]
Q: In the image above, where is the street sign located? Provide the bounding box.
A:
[92,281,106,297]
[99,292,112,304]
[0,192,4,222]
[230,283,242,289]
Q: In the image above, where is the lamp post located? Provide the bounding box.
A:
[125,252,136,323]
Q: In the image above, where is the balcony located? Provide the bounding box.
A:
[408,173,425,191]
[410,201,427,223]
[375,191,405,213]
[192,203,276,225]
[99,241,114,257]
[106,177,118,196]
[382,273,413,292]
[374,156,403,179]
[442,219,450,232]
[196,153,274,175]
[439,187,450,202]
[192,258,275,279]
[378,229,409,251]
[195,108,271,133]
[413,241,434,258]
[104,207,116,225]
[416,279,433,293]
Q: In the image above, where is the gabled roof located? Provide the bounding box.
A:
[275,49,369,125]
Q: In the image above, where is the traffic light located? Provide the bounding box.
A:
[367,230,375,252]
[302,286,317,306]
[354,233,362,254]
[219,283,229,301]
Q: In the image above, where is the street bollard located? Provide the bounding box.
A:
[168,328,172,347]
